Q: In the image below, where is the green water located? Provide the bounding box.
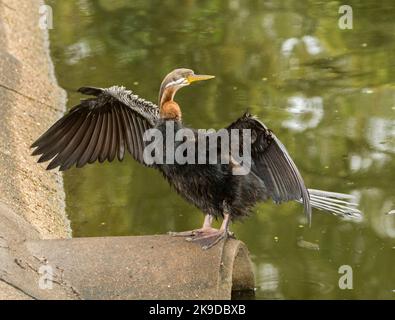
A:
[47,0,395,299]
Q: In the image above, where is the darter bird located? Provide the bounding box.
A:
[31,68,361,249]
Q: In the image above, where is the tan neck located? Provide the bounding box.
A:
[159,87,182,121]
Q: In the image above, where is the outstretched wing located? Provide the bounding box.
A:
[227,112,311,223]
[31,86,159,171]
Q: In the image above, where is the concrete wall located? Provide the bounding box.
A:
[0,0,71,299]
[0,0,70,238]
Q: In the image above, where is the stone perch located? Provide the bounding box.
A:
[0,206,254,299]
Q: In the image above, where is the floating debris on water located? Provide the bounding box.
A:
[386,210,395,215]
[361,88,374,94]
[297,237,320,251]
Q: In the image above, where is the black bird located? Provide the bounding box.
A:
[31,68,361,249]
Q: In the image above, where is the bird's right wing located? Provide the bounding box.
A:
[31,86,160,171]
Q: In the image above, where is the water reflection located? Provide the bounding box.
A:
[257,263,283,299]
[281,35,323,57]
[47,0,395,299]
[282,96,324,132]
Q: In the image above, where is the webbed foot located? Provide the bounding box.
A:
[185,228,234,250]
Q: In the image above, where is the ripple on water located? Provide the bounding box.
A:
[254,261,336,299]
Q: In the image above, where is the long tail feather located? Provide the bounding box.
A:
[298,189,362,220]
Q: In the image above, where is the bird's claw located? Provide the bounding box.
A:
[168,225,234,249]
[186,229,234,250]
[168,227,218,238]
[168,230,195,237]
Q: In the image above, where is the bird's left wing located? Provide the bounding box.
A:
[31,86,159,171]
[227,112,311,223]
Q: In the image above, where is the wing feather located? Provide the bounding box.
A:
[91,111,108,164]
[227,112,311,222]
[31,86,159,170]
[118,105,134,155]
[99,111,112,163]
[114,107,126,161]
[77,112,103,167]
[47,113,92,170]
[107,108,118,162]
[64,113,97,170]
[34,113,81,159]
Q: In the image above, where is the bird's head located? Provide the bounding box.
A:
[158,68,215,106]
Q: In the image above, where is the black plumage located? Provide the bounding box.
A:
[32,86,157,169]
[31,69,361,249]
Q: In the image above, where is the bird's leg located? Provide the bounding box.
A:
[203,214,214,228]
[186,212,234,250]
[168,214,217,237]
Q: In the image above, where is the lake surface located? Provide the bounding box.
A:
[47,0,395,299]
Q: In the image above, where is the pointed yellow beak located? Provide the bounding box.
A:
[187,74,215,84]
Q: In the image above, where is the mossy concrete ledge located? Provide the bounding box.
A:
[0,0,256,299]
